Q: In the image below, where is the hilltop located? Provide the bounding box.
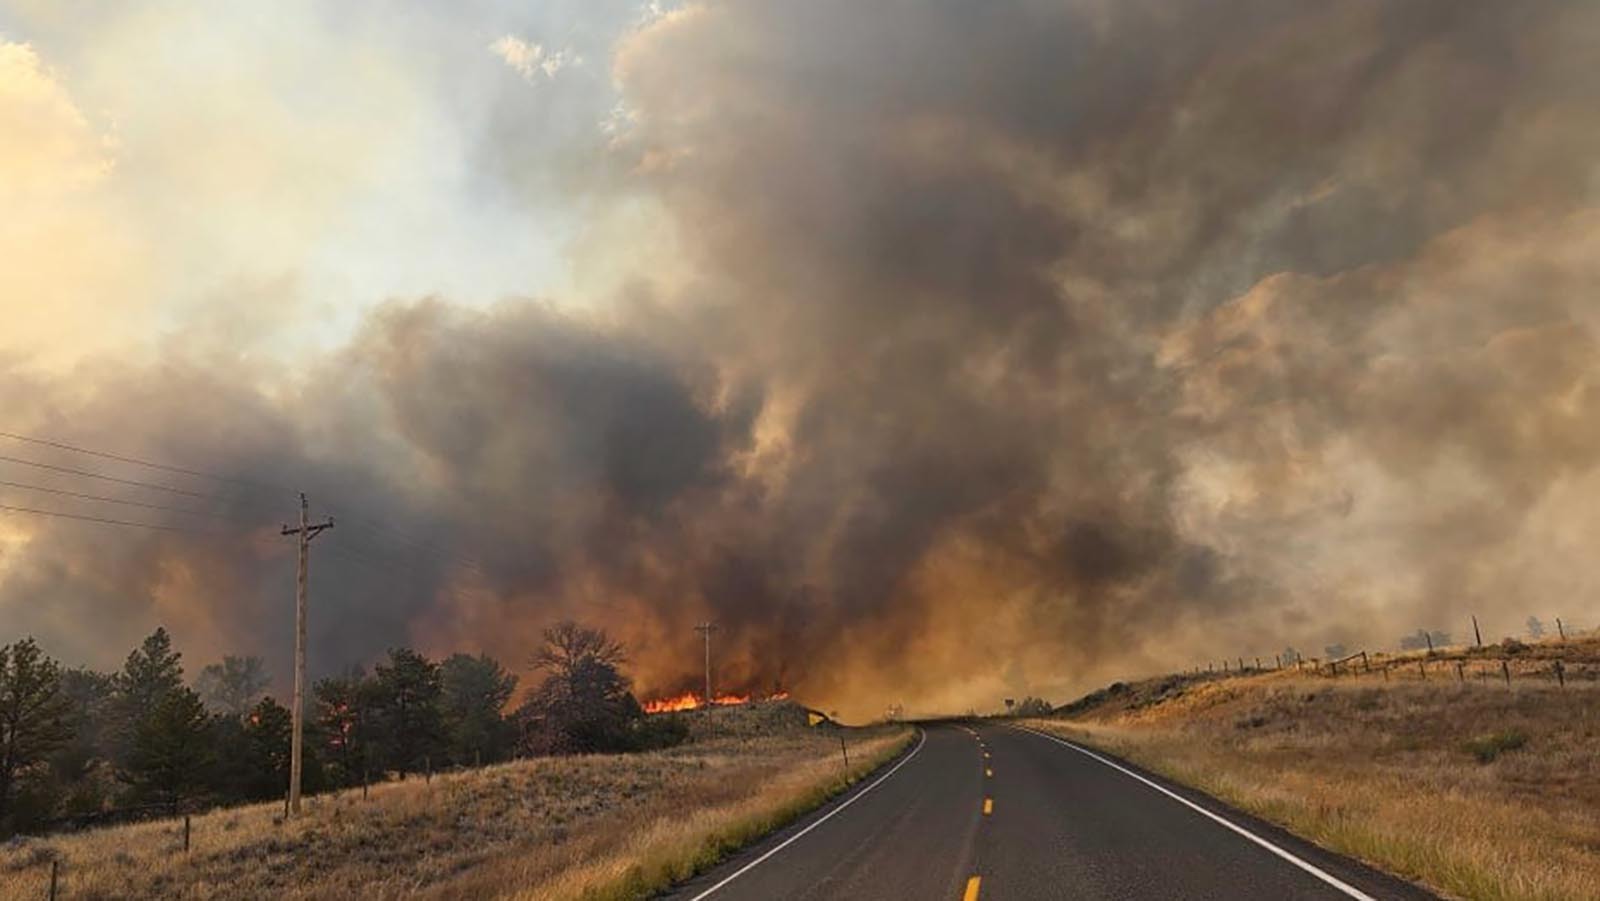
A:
[1026,635,1600,900]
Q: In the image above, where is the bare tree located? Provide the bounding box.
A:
[530,621,627,678]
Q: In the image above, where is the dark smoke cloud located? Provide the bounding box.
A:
[3,1,1599,718]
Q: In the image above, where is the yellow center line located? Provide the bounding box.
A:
[983,797,993,815]
[963,875,982,901]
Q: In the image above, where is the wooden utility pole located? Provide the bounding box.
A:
[282,493,333,817]
[694,622,719,708]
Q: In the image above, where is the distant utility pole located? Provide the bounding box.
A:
[281,493,333,817]
[694,622,719,709]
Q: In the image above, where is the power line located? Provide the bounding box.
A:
[0,428,489,573]
[0,453,238,502]
[0,477,254,521]
[0,502,222,533]
[0,429,283,492]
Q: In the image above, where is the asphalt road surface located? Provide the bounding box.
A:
[663,721,1436,901]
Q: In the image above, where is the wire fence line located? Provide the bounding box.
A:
[1190,621,1599,688]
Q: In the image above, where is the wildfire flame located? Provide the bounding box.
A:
[642,690,790,714]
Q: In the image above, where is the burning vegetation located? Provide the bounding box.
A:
[641,691,790,714]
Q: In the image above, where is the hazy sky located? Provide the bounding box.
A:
[1,0,659,362]
[2,1,1598,719]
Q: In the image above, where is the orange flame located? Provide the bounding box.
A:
[642,692,701,713]
[642,690,790,714]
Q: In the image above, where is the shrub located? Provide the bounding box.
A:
[1462,729,1528,763]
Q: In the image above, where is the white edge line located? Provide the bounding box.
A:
[1015,726,1378,901]
[689,727,928,900]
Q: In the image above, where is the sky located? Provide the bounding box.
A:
[1,1,1598,720]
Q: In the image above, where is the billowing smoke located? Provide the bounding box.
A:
[2,1,1598,719]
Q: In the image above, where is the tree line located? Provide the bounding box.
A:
[0,621,684,836]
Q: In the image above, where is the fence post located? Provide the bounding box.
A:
[1238,657,1245,672]
[184,814,191,853]
[1255,657,1261,671]
[1456,662,1464,682]
[1425,632,1434,654]
[1361,651,1370,673]
[1382,665,1389,682]
[1473,615,1483,647]
[1418,660,1426,680]
[49,859,58,901]
[839,733,850,775]
[475,749,481,769]
[425,756,432,785]
[1275,654,1282,670]
[1501,660,1511,686]
[362,768,369,800]
[1555,660,1566,687]
[1556,618,1566,641]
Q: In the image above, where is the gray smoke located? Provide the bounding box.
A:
[2,1,1598,718]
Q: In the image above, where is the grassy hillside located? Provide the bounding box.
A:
[0,701,911,901]
[1026,636,1600,901]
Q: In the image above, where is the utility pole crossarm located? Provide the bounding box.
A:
[281,520,335,539]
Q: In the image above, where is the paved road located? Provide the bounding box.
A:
[663,721,1436,901]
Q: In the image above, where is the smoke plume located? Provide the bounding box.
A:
[2,1,1599,718]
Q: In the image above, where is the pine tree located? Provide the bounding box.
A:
[123,686,212,812]
[315,668,379,787]
[440,653,517,766]
[240,697,293,799]
[0,639,72,832]
[372,649,443,779]
[111,628,184,768]
[47,667,116,817]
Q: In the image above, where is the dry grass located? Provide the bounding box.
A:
[1025,636,1600,901]
[0,705,912,901]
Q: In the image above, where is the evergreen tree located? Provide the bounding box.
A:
[47,667,116,817]
[123,686,212,812]
[440,653,517,766]
[111,628,184,768]
[372,649,443,778]
[0,639,72,832]
[240,697,293,799]
[315,668,380,787]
